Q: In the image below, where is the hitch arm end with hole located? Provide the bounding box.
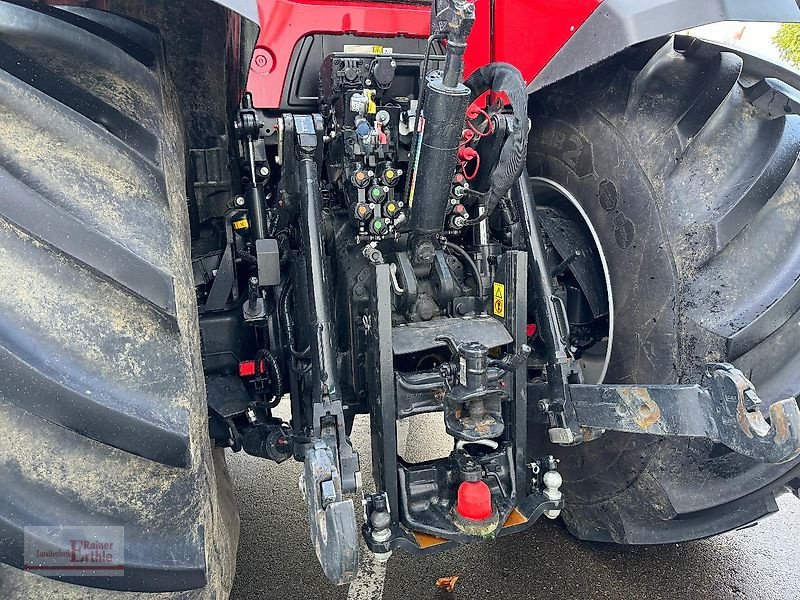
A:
[302,442,359,585]
[565,363,800,464]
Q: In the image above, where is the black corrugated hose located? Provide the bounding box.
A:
[464,62,528,215]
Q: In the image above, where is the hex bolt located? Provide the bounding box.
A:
[234,196,246,207]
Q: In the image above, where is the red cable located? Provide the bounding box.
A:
[465,106,494,138]
[462,152,480,180]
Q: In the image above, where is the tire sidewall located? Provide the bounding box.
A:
[528,103,681,385]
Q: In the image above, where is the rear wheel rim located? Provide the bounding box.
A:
[530,176,614,384]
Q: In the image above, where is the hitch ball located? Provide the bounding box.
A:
[543,470,563,519]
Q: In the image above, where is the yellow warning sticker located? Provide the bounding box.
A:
[493,283,505,317]
[366,90,377,114]
[343,44,394,55]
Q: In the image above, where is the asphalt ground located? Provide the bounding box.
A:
[228,402,800,600]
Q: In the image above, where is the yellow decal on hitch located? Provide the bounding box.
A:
[493,283,505,317]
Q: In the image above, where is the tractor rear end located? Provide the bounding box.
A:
[1,0,800,596]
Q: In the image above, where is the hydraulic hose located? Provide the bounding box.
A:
[279,279,310,358]
[464,63,528,214]
[396,374,444,392]
[259,349,283,407]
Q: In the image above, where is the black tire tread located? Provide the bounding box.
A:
[528,36,800,544]
[0,2,236,596]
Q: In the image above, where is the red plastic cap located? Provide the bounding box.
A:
[456,481,493,521]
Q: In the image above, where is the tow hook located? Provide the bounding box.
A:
[435,334,531,442]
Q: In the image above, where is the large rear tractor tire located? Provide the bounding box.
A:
[0,3,237,596]
[527,36,800,543]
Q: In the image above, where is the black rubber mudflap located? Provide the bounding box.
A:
[527,36,800,544]
[0,2,236,596]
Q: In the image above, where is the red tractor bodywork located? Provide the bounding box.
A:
[247,0,601,108]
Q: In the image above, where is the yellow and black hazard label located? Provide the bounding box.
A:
[343,44,394,55]
[493,282,505,317]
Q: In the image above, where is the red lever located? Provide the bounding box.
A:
[455,480,493,521]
